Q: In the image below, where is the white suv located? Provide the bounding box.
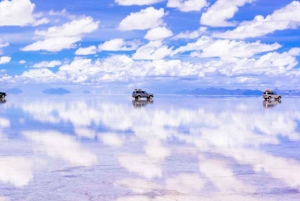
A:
[263,91,281,100]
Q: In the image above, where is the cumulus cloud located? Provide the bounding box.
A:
[34,17,99,38]
[172,36,281,58]
[22,37,81,52]
[0,0,48,27]
[22,17,99,52]
[75,46,97,55]
[118,7,166,31]
[0,56,11,65]
[201,0,255,27]
[19,60,26,64]
[167,0,208,12]
[115,0,163,6]
[133,41,173,60]
[33,60,62,68]
[213,1,300,38]
[172,27,207,40]
[98,39,139,51]
[16,48,300,86]
[144,27,173,41]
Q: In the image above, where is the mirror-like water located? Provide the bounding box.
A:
[0,95,300,200]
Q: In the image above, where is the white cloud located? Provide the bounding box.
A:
[172,27,207,40]
[133,41,173,60]
[118,7,166,31]
[75,46,97,55]
[98,38,139,51]
[172,36,281,58]
[167,0,208,12]
[0,0,48,26]
[213,1,300,38]
[0,56,11,64]
[144,27,173,41]
[33,60,62,68]
[21,68,58,83]
[201,0,255,27]
[115,0,163,6]
[21,37,81,52]
[34,17,99,38]
[22,17,99,52]
[17,48,300,86]
[19,60,26,64]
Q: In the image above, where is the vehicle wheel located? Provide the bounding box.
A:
[137,96,141,101]
[278,96,281,100]
[268,96,271,100]
[1,95,4,99]
[148,95,153,100]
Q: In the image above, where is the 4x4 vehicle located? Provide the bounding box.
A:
[263,90,281,100]
[132,89,154,101]
[0,92,6,100]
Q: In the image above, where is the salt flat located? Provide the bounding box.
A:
[0,95,299,201]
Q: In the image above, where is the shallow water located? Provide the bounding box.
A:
[0,95,300,201]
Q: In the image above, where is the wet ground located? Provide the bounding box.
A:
[0,95,300,201]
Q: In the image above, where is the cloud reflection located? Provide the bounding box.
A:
[0,157,32,187]
[1,96,300,199]
[23,131,97,167]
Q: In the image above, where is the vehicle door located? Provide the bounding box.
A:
[143,91,148,98]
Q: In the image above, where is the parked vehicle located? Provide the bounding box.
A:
[0,92,6,100]
[132,89,154,101]
[263,90,281,100]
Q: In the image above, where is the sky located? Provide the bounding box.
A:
[0,0,300,92]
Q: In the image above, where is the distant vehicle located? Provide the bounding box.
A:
[263,90,281,100]
[263,99,281,109]
[132,99,153,108]
[0,92,6,100]
[132,89,154,101]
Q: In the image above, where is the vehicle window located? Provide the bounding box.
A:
[136,91,140,93]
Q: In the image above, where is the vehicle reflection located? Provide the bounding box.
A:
[0,99,6,104]
[132,99,153,108]
[263,99,281,109]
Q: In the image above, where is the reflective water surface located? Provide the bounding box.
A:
[0,95,300,200]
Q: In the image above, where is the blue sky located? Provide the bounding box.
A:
[0,0,300,92]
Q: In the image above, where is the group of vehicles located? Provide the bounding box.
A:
[132,89,284,109]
